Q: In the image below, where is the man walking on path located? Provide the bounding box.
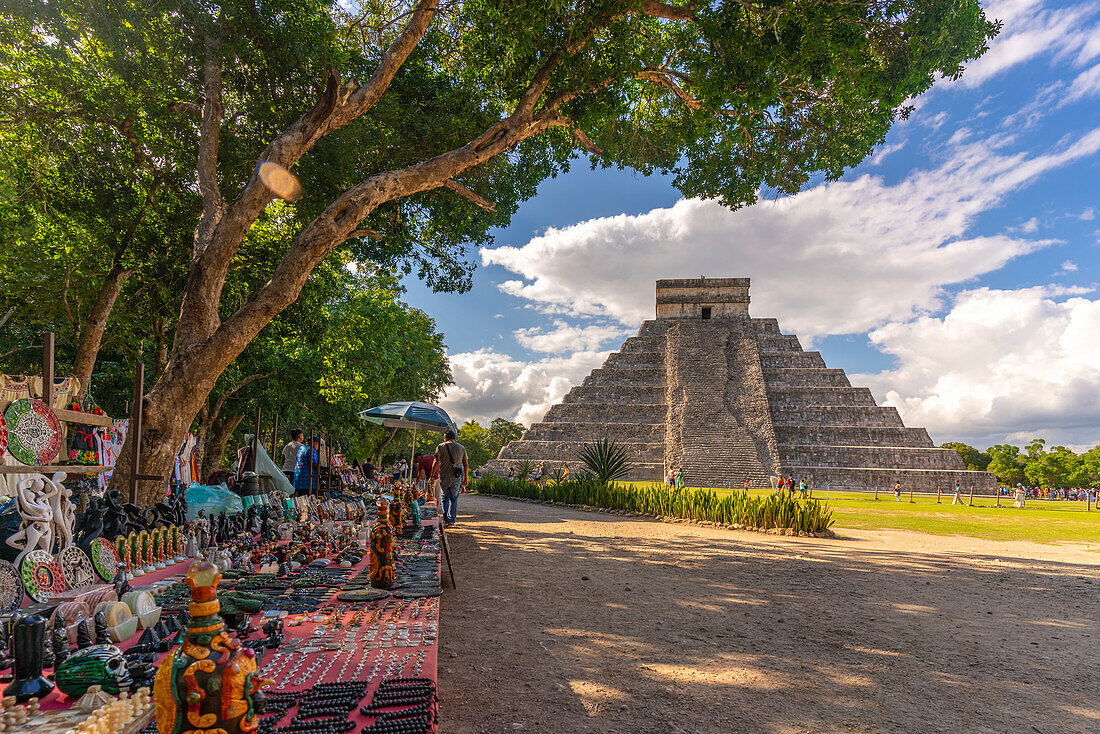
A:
[436,430,468,527]
[281,429,304,484]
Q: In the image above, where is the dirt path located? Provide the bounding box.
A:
[438,495,1099,733]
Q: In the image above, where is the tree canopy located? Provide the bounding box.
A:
[943,440,1100,489]
[0,0,999,503]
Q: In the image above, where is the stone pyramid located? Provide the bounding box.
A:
[490,278,997,492]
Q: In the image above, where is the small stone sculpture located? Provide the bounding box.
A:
[3,612,55,701]
[76,618,94,649]
[52,612,70,666]
[94,611,109,645]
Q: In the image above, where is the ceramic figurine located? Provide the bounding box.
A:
[184,530,198,559]
[193,511,210,549]
[128,532,144,577]
[151,530,164,569]
[3,612,55,701]
[153,560,272,734]
[55,643,132,697]
[369,501,396,589]
[405,488,422,528]
[44,471,75,549]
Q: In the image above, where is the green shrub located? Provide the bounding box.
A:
[469,479,834,534]
[578,438,634,483]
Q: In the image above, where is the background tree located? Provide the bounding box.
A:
[3,0,999,504]
[940,442,991,472]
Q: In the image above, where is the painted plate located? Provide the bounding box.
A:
[336,588,391,602]
[3,398,62,465]
[0,560,24,613]
[21,550,67,602]
[59,546,96,589]
[90,537,120,581]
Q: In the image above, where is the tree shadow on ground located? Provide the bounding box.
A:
[438,496,1099,734]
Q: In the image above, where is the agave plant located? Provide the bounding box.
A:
[515,458,535,483]
[578,438,634,484]
[546,467,567,486]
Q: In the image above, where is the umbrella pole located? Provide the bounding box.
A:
[409,427,417,487]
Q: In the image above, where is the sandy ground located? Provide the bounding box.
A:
[438,495,1099,734]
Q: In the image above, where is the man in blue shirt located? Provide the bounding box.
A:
[294,437,321,495]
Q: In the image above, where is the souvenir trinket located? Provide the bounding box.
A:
[153,560,273,734]
[55,643,133,697]
[3,612,55,701]
[21,549,66,602]
[0,560,24,613]
[3,397,62,465]
[59,545,96,589]
[90,537,120,581]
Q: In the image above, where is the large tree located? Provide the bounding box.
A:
[4,0,998,504]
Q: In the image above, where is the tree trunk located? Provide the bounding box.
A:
[72,261,133,384]
[373,427,399,465]
[201,413,244,480]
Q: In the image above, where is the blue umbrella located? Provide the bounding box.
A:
[358,402,457,477]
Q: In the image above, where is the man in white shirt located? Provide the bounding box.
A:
[281,429,304,483]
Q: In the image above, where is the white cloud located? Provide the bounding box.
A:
[1080,207,1097,220]
[1061,260,1079,272]
[484,128,1100,339]
[438,349,609,427]
[1018,216,1040,233]
[958,0,1100,88]
[514,320,631,354]
[855,287,1100,446]
[1065,63,1100,103]
[869,141,906,165]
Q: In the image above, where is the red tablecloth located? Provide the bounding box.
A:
[29,515,442,731]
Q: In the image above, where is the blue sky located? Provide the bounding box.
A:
[402,0,1100,450]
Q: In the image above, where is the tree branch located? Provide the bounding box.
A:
[194,33,226,259]
[347,228,384,241]
[638,0,696,20]
[637,68,701,109]
[572,128,604,156]
[168,102,202,117]
[209,371,274,426]
[442,179,496,211]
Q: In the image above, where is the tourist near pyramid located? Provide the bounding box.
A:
[490,278,998,492]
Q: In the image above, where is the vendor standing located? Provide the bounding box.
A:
[293,436,321,496]
[281,429,304,484]
[435,430,468,527]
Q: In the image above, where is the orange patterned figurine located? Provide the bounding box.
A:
[154,560,272,734]
[369,500,395,589]
[388,493,404,532]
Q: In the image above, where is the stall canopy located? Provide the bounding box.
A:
[358,401,458,478]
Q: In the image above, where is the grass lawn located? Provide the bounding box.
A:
[619,482,1100,544]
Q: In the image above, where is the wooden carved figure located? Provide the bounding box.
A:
[388,494,404,532]
[369,501,395,589]
[154,560,272,734]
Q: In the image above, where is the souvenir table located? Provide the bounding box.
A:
[12,507,443,733]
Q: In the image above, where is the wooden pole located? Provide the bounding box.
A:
[936,485,941,503]
[270,413,280,459]
[252,405,262,475]
[307,428,314,497]
[41,331,55,404]
[128,362,144,504]
[968,485,975,506]
[909,484,915,503]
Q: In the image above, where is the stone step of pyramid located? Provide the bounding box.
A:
[758,350,827,368]
[604,351,664,367]
[524,421,666,442]
[771,404,905,427]
[488,458,665,482]
[497,439,664,462]
[765,386,879,408]
[756,334,803,352]
[583,366,664,387]
[778,444,966,470]
[562,385,666,404]
[544,402,668,423]
[784,466,998,493]
[762,368,852,387]
[774,425,935,447]
[750,318,784,337]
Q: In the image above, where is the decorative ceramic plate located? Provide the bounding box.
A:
[90,537,120,581]
[21,549,67,602]
[3,398,62,465]
[0,560,24,613]
[59,546,96,589]
[336,588,391,602]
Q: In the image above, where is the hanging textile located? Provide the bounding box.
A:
[97,419,129,492]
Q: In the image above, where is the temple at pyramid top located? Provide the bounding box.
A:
[489,277,997,493]
[655,277,751,320]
